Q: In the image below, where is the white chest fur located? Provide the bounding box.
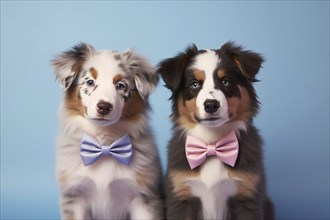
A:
[85,159,138,218]
[56,134,140,219]
[61,155,139,217]
[186,157,237,219]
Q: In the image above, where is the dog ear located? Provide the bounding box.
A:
[50,43,96,90]
[122,49,158,99]
[220,41,264,82]
[157,44,198,98]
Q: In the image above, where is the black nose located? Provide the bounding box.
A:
[204,99,220,114]
[96,101,113,116]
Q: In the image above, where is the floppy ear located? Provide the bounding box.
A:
[122,49,158,99]
[220,41,264,82]
[157,44,198,98]
[50,43,96,90]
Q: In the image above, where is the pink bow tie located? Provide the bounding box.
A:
[185,131,239,169]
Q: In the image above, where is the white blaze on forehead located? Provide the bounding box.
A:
[84,51,122,77]
[192,50,220,100]
[80,50,127,126]
[83,51,124,101]
[191,50,230,128]
[192,50,220,102]
[192,50,219,74]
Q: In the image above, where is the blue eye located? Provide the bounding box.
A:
[86,79,95,87]
[222,79,231,87]
[190,80,200,89]
[116,82,127,91]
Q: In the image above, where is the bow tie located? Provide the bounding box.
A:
[80,134,132,166]
[185,131,239,169]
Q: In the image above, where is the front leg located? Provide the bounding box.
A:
[226,195,263,220]
[58,175,95,220]
[130,196,164,220]
[166,195,203,220]
[166,168,203,220]
[60,194,91,220]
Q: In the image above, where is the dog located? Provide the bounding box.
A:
[51,43,163,219]
[157,41,274,220]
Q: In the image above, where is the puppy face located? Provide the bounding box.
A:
[158,42,263,130]
[51,43,158,126]
[78,53,132,125]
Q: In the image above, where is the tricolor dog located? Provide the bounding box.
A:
[157,42,274,220]
[51,43,163,219]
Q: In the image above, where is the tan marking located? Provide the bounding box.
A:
[229,170,260,197]
[237,86,253,121]
[72,60,84,75]
[90,67,98,79]
[64,61,84,88]
[58,171,69,185]
[113,74,123,85]
[227,97,240,120]
[193,69,205,82]
[233,56,246,75]
[217,69,226,79]
[65,85,86,116]
[177,95,198,129]
[228,86,252,122]
[121,91,146,122]
[136,172,149,188]
[136,164,161,190]
[169,170,199,199]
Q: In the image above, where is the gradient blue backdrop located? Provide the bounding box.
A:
[1,1,329,219]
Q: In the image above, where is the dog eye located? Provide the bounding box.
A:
[116,82,127,91]
[86,79,95,87]
[222,79,231,87]
[190,80,200,90]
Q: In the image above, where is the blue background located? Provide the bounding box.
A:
[1,1,329,219]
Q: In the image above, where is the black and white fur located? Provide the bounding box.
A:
[158,42,274,220]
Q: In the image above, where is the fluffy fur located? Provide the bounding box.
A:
[157,41,274,220]
[51,43,163,219]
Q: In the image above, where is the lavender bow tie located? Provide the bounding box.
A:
[80,134,132,166]
[185,131,239,169]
